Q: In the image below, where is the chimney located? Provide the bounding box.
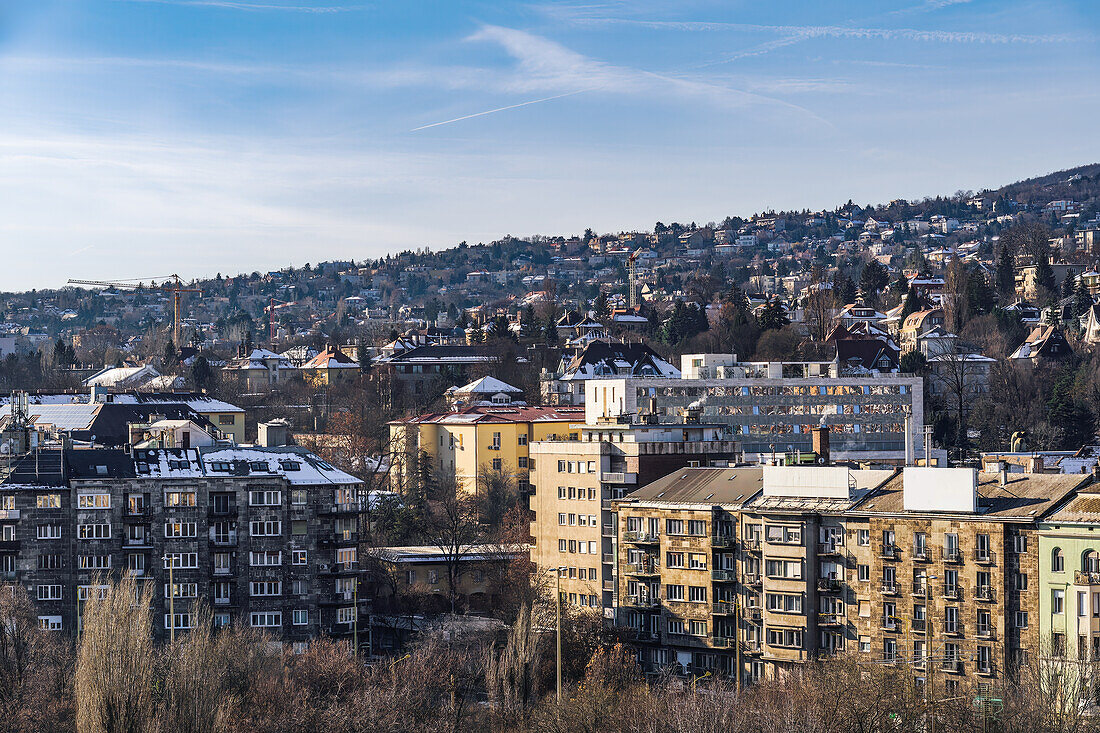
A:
[998,461,1008,487]
[812,426,831,466]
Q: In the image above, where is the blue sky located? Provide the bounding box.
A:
[0,0,1097,290]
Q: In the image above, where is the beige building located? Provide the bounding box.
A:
[529,416,738,614]
[611,462,1092,692]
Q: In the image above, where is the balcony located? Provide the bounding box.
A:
[207,506,238,518]
[711,570,736,582]
[0,540,20,552]
[747,607,763,622]
[817,542,844,557]
[881,619,899,632]
[943,586,962,601]
[880,544,899,560]
[600,472,636,484]
[602,525,615,538]
[942,548,963,563]
[912,618,927,632]
[631,629,655,642]
[318,562,359,576]
[975,586,995,602]
[711,535,736,549]
[318,502,363,516]
[912,546,931,562]
[944,623,964,637]
[742,640,763,654]
[941,659,962,673]
[602,553,615,565]
[742,537,762,552]
[973,549,996,565]
[817,577,842,592]
[818,613,844,627]
[623,596,661,610]
[625,563,660,578]
[912,583,929,597]
[744,573,762,587]
[1076,571,1100,585]
[881,582,899,596]
[711,636,733,648]
[624,531,659,546]
[712,602,736,616]
[213,596,233,606]
[976,625,996,639]
[209,533,238,547]
[319,533,360,547]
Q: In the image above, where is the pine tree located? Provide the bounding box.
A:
[1074,278,1094,317]
[900,286,922,320]
[996,243,1015,302]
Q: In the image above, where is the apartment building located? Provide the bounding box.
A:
[529,417,738,614]
[0,444,366,647]
[583,371,923,464]
[610,463,1092,692]
[388,405,585,494]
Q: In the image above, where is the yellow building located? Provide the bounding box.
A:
[388,405,586,494]
[300,345,360,386]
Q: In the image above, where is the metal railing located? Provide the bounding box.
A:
[711,535,737,548]
[1076,570,1100,585]
[880,544,899,560]
[975,586,995,601]
[881,582,898,595]
[711,570,736,582]
[817,542,844,556]
[973,549,996,564]
[817,577,842,592]
[912,582,929,596]
[942,548,963,563]
[712,602,736,615]
[624,531,659,544]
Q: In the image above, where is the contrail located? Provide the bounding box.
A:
[410,90,588,132]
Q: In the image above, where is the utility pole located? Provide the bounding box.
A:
[353,578,358,656]
[555,566,563,704]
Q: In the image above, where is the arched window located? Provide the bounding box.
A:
[1084,550,1099,574]
[1053,547,1065,573]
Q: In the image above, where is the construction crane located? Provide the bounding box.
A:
[265,297,293,343]
[67,275,202,347]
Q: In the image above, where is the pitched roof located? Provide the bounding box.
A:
[391,405,585,426]
[623,467,763,506]
[301,346,358,370]
[448,376,523,395]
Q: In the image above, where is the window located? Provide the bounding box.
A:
[250,581,282,597]
[218,414,236,425]
[77,523,111,540]
[1085,550,1100,573]
[766,525,802,544]
[250,551,282,566]
[688,553,707,570]
[279,460,301,472]
[165,614,193,630]
[291,489,307,506]
[37,554,64,570]
[36,585,62,601]
[1015,611,1029,628]
[976,646,991,673]
[1053,547,1065,573]
[1013,535,1028,553]
[766,628,803,648]
[766,593,804,613]
[292,580,309,595]
[163,553,198,569]
[291,520,307,536]
[428,570,439,584]
[0,496,12,510]
[558,539,566,552]
[518,457,528,469]
[1080,591,1090,617]
[38,616,62,631]
[36,494,60,509]
[77,586,109,601]
[165,491,196,507]
[250,520,282,537]
[858,564,870,582]
[765,559,802,579]
[666,584,685,601]
[666,519,684,536]
[1015,573,1028,591]
[688,520,706,536]
[857,530,870,546]
[164,521,196,538]
[667,619,684,635]
[78,555,111,570]
[77,493,110,509]
[250,612,282,628]
[518,434,527,446]
[689,620,708,636]
[859,636,871,653]
[558,461,566,473]
[292,609,309,626]
[491,458,502,471]
[293,550,307,565]
[36,524,61,540]
[666,552,685,568]
[557,487,567,500]
[250,490,282,506]
[337,607,356,624]
[165,583,197,598]
[688,586,708,603]
[558,513,566,526]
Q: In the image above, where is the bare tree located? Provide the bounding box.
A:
[75,573,156,733]
[426,474,484,614]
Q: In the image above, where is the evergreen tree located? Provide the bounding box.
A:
[1048,373,1094,449]
[521,305,538,340]
[757,298,790,331]
[593,292,610,319]
[996,243,1015,302]
[900,286,922,320]
[858,260,889,306]
[162,339,177,367]
[190,355,213,391]
[966,272,994,317]
[1074,278,1094,318]
[831,272,857,306]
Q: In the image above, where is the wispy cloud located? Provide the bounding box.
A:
[112,0,368,12]
[546,15,1076,45]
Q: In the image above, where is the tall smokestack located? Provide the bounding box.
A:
[812,426,831,466]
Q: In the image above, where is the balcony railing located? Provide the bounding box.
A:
[912,547,931,562]
[912,583,929,596]
[625,563,660,577]
[944,623,964,636]
[744,573,762,586]
[623,596,661,609]
[880,544,899,560]
[711,570,736,582]
[881,582,899,595]
[976,625,996,639]
[712,602,737,615]
[742,640,763,654]
[1076,571,1100,585]
[742,537,762,551]
[881,619,899,632]
[817,542,844,556]
[975,586,995,602]
[973,549,996,565]
[912,618,927,632]
[942,548,962,563]
[818,613,844,626]
[941,659,961,673]
[711,636,733,648]
[943,586,961,601]
[817,577,842,592]
[624,531,659,544]
[711,535,737,548]
[602,553,615,565]
[747,607,763,621]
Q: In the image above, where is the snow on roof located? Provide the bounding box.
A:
[129,446,361,485]
[448,376,523,395]
[0,403,101,431]
[84,365,160,388]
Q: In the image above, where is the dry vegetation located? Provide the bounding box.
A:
[0,576,1093,732]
